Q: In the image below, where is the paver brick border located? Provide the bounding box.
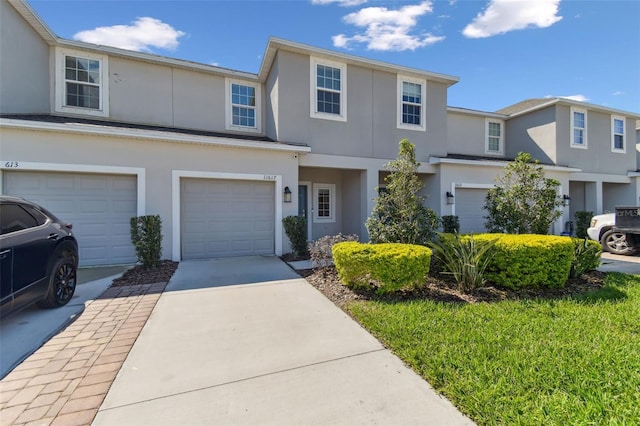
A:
[0,282,167,426]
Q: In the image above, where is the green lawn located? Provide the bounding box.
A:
[346,272,640,425]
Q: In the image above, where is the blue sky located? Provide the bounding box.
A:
[29,0,639,114]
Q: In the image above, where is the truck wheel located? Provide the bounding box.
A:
[600,229,635,255]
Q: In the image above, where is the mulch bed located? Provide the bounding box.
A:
[109,257,606,307]
[302,266,607,307]
[111,260,179,286]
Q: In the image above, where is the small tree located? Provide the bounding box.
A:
[484,152,562,234]
[366,139,438,245]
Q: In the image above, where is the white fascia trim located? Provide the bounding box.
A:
[430,156,582,173]
[263,37,460,86]
[571,172,631,183]
[8,0,57,44]
[506,98,640,120]
[397,75,426,132]
[447,106,508,119]
[300,152,437,173]
[57,39,259,81]
[171,170,283,262]
[0,119,310,154]
[225,78,262,134]
[0,161,145,215]
[310,56,347,122]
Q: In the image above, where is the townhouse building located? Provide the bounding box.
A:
[1,0,638,266]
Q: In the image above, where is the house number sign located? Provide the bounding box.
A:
[263,175,277,181]
[4,161,20,168]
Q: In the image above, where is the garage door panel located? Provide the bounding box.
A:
[456,188,489,235]
[181,178,275,259]
[4,171,137,266]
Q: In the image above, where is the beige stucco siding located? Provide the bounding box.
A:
[0,127,300,260]
[437,162,572,234]
[555,106,636,174]
[504,106,557,164]
[271,50,449,160]
[447,112,506,158]
[0,0,50,114]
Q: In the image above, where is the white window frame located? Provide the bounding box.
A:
[310,57,347,122]
[485,119,504,155]
[225,78,261,133]
[570,107,587,149]
[397,75,426,131]
[312,183,336,223]
[611,115,626,153]
[55,47,109,117]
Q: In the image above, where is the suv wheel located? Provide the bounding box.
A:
[600,229,635,255]
[39,256,77,308]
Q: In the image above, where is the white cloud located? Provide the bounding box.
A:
[546,94,589,102]
[612,91,624,96]
[311,0,367,6]
[73,17,186,52]
[463,0,562,39]
[333,1,444,51]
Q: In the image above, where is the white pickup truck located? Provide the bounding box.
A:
[587,213,634,255]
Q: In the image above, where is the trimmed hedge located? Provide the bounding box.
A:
[474,234,574,289]
[332,242,431,294]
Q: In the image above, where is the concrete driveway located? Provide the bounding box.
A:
[93,256,473,425]
[599,252,640,274]
[0,266,129,379]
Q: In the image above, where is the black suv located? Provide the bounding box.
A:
[0,196,79,318]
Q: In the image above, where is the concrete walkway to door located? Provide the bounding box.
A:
[93,256,473,425]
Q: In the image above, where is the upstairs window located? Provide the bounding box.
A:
[225,79,261,133]
[55,48,109,117]
[485,119,504,154]
[612,116,625,152]
[397,76,426,131]
[571,108,587,148]
[310,58,347,122]
[65,56,100,109]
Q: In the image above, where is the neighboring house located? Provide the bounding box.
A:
[498,98,640,221]
[1,0,639,265]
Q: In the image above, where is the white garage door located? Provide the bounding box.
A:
[4,171,137,266]
[456,188,489,234]
[181,178,275,259]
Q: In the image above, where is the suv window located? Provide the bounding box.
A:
[0,204,45,235]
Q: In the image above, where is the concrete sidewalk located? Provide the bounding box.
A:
[93,256,473,425]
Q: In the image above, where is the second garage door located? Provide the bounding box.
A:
[3,170,138,266]
[456,188,489,234]
[181,178,275,259]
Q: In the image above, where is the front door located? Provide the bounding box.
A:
[298,183,311,240]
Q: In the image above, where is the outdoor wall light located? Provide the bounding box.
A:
[446,191,455,205]
[562,194,571,207]
[284,186,292,203]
